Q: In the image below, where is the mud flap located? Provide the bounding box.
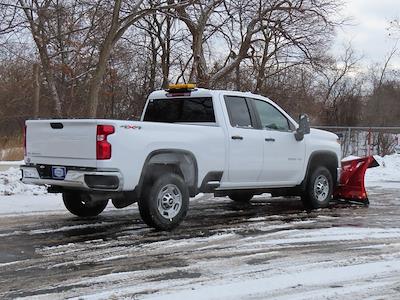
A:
[333,156,380,204]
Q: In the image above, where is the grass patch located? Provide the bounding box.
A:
[0,134,23,161]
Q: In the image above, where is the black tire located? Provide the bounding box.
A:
[62,191,108,217]
[228,191,253,203]
[138,173,189,231]
[301,166,333,209]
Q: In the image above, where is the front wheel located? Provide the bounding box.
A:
[138,173,189,231]
[62,191,108,217]
[301,166,333,209]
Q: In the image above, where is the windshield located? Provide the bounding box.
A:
[143,97,215,123]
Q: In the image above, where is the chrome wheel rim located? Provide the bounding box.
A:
[314,175,330,202]
[157,184,182,219]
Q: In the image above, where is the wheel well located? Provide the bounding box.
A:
[139,150,198,197]
[306,152,338,186]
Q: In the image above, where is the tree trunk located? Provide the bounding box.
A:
[87,0,122,117]
[19,0,62,117]
[87,43,113,117]
[209,19,258,87]
[190,33,209,87]
[149,35,157,92]
[161,14,171,89]
[255,41,270,93]
[37,44,62,117]
[235,64,241,90]
[33,63,40,118]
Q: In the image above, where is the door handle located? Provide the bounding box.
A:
[231,136,244,140]
[265,138,275,142]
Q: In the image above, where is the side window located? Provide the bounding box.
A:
[252,99,290,131]
[224,96,253,128]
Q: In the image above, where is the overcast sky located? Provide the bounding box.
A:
[333,0,400,67]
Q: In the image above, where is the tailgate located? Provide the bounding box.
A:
[26,120,98,167]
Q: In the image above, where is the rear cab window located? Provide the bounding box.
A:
[143,97,215,124]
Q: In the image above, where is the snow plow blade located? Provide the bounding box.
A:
[333,156,379,203]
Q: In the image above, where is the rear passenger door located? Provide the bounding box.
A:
[224,96,264,185]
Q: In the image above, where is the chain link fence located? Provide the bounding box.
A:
[314,126,400,157]
[1,119,400,160]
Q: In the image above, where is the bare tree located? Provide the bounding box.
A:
[314,45,363,125]
[317,45,360,103]
[2,0,377,131]
[0,2,20,35]
[376,45,397,89]
[87,0,192,117]
[174,0,340,88]
[175,0,224,86]
[32,63,40,117]
[389,19,400,39]
[364,46,400,127]
[86,0,143,117]
[18,0,63,116]
[137,5,176,89]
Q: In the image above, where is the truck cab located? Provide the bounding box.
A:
[22,85,341,230]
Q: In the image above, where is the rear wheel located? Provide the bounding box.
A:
[62,191,108,217]
[301,166,333,209]
[228,191,253,203]
[138,173,189,231]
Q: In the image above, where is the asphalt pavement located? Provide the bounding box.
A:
[1,187,400,299]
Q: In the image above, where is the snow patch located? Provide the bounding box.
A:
[342,155,361,161]
[366,154,400,188]
[0,160,23,165]
[0,194,63,215]
[0,167,47,196]
[141,259,400,300]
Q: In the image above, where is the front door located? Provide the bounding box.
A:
[250,98,306,186]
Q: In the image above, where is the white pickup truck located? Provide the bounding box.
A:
[22,84,341,230]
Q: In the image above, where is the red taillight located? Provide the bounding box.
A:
[96,125,114,160]
[23,125,27,156]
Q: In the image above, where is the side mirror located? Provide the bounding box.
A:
[295,114,310,141]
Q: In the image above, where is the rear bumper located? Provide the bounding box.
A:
[21,165,123,192]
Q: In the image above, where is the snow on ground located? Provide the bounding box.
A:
[0,156,399,299]
[0,160,23,171]
[0,194,64,216]
[0,160,23,165]
[365,154,400,188]
[0,167,47,196]
[14,219,400,300]
[0,167,68,215]
[143,259,400,300]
